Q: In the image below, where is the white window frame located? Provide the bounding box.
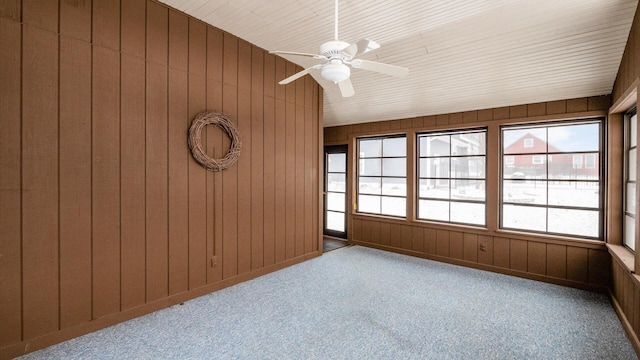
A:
[524,138,534,148]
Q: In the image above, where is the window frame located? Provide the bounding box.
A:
[416,128,487,227]
[356,134,407,218]
[500,118,604,240]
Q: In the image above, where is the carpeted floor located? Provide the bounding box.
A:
[18,246,637,359]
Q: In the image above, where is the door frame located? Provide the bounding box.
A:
[323,144,348,239]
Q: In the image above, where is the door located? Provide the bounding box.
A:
[324,145,348,238]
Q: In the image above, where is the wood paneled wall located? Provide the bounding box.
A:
[0,0,321,358]
[325,95,612,291]
[612,2,639,102]
[609,2,640,354]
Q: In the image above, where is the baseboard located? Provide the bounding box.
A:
[0,250,321,360]
[609,289,640,357]
[352,241,608,293]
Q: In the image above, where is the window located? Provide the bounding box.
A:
[524,138,534,148]
[357,135,406,217]
[417,129,486,226]
[624,108,637,251]
[532,155,545,164]
[501,119,602,239]
[505,156,514,165]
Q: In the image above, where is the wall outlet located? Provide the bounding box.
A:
[210,256,218,267]
[479,243,487,252]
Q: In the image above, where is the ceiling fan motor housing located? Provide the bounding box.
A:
[319,40,350,59]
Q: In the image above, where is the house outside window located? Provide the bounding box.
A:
[357,135,406,217]
[501,119,602,239]
[417,129,486,226]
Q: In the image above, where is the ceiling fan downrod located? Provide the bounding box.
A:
[334,0,339,40]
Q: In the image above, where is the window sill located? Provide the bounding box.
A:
[607,244,635,273]
[494,228,605,248]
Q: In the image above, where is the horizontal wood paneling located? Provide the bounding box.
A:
[0,1,322,358]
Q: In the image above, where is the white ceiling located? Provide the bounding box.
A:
[159,0,638,127]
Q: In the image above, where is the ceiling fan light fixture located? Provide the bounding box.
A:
[321,62,350,83]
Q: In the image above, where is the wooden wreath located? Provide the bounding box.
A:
[188,110,242,171]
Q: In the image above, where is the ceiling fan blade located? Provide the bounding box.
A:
[338,78,355,98]
[351,59,409,78]
[342,39,380,58]
[278,65,322,85]
[269,51,327,60]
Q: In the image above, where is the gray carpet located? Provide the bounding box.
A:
[18,246,637,359]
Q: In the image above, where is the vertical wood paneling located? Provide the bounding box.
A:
[449,232,463,260]
[22,0,57,32]
[92,46,121,319]
[303,76,314,254]
[285,101,296,258]
[146,61,169,302]
[274,99,286,263]
[463,233,478,262]
[237,86,252,274]
[379,222,391,246]
[510,239,528,272]
[0,17,22,346]
[436,230,450,257]
[588,249,610,287]
[370,221,382,245]
[205,27,224,283]
[236,39,252,275]
[390,224,403,248]
[493,237,510,268]
[168,11,189,295]
[263,53,275,97]
[295,101,306,257]
[313,86,320,252]
[401,225,412,249]
[567,247,589,283]
[3,1,323,354]
[274,57,286,100]
[120,54,146,309]
[92,0,119,51]
[59,37,92,328]
[251,48,265,269]
[60,0,91,42]
[409,226,421,252]
[424,228,437,255]
[477,235,493,265]
[546,244,567,279]
[121,0,146,58]
[205,79,223,284]
[145,2,169,302]
[222,82,239,278]
[352,219,362,242]
[0,0,20,21]
[263,96,276,265]
[22,23,60,339]
[527,242,546,275]
[188,21,208,286]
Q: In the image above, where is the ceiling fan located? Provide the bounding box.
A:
[270,0,409,98]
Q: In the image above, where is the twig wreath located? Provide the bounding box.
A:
[188,110,242,172]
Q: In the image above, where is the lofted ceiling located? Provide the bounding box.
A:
[159,0,638,127]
